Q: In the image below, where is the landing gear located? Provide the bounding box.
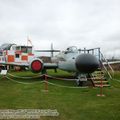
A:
[41,69,47,74]
[76,74,87,86]
[54,68,57,73]
[76,79,84,86]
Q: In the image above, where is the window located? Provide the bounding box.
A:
[15,54,19,58]
[27,47,32,53]
[21,47,27,53]
[0,51,2,56]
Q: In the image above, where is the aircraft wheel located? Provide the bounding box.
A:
[76,80,83,86]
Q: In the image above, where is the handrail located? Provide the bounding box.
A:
[102,62,112,79]
[100,52,114,79]
[78,47,114,79]
[100,52,114,73]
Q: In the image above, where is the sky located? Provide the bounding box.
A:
[0,0,120,58]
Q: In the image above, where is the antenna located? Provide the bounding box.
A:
[51,43,54,57]
[27,36,33,46]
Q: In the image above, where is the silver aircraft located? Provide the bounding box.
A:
[34,46,100,85]
[0,44,100,85]
[52,46,99,73]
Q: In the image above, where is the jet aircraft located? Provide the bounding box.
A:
[0,43,114,85]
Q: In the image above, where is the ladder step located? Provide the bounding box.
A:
[95,84,110,87]
[94,81,108,84]
[91,78,106,80]
[91,68,110,87]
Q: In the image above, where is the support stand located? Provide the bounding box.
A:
[97,79,105,97]
[41,74,49,92]
[0,70,7,80]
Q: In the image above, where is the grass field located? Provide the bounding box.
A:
[0,70,120,120]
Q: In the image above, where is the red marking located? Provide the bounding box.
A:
[8,55,14,62]
[28,53,34,56]
[21,56,28,61]
[31,60,42,71]
[15,50,22,54]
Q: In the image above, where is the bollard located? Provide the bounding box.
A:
[45,74,48,91]
[97,79,105,97]
[41,74,49,92]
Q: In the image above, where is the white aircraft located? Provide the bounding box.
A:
[0,44,98,71]
[0,44,116,86]
[35,46,100,86]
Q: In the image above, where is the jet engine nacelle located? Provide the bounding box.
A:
[29,58,44,73]
[75,54,99,73]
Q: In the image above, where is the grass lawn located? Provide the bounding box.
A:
[0,70,120,120]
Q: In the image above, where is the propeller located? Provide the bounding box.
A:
[35,43,60,57]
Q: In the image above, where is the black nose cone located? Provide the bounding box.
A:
[75,54,99,73]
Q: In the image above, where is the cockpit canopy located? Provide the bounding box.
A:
[0,43,16,56]
[0,43,33,56]
[65,46,78,53]
[0,43,16,50]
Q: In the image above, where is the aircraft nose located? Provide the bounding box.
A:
[75,54,99,73]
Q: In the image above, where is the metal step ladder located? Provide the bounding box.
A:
[79,47,114,87]
[91,69,110,87]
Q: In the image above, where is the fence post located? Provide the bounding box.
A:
[44,74,48,92]
[97,79,105,97]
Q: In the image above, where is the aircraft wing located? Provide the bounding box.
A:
[44,63,58,69]
[0,62,58,68]
[103,61,120,65]
[0,62,29,67]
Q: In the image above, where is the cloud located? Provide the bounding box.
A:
[0,0,120,58]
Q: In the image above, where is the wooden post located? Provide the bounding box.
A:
[97,79,105,97]
[44,74,48,92]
